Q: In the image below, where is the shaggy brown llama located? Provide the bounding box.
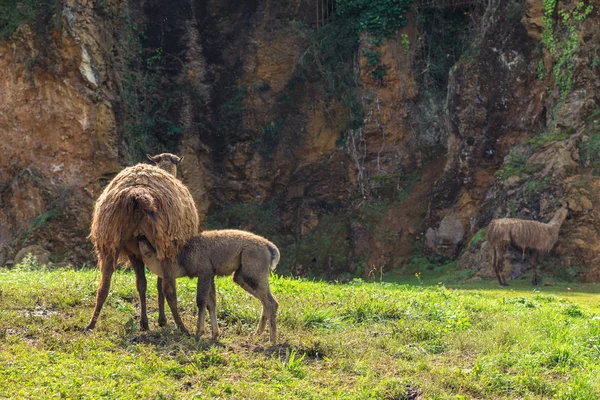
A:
[486,203,569,286]
[86,153,198,334]
[138,229,280,343]
[146,153,190,326]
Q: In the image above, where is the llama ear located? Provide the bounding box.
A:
[147,154,156,163]
[566,201,570,209]
[175,156,184,164]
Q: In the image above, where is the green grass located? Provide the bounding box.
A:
[1,263,600,399]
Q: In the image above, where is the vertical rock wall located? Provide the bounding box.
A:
[0,0,125,265]
[2,0,600,282]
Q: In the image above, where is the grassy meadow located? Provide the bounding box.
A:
[1,259,600,399]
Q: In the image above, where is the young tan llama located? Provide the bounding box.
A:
[138,229,280,343]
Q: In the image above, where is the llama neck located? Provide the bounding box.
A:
[548,208,568,228]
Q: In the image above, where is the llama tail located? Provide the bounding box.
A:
[124,187,158,218]
[266,244,280,271]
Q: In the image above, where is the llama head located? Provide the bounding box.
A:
[147,153,184,177]
[137,237,166,278]
[137,237,155,257]
[551,201,571,224]
[562,201,572,220]
[137,237,160,266]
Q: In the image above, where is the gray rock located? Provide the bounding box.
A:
[426,215,465,257]
[437,215,465,245]
[14,245,51,266]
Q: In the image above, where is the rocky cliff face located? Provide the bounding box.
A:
[0,0,125,265]
[426,1,547,257]
[439,0,600,282]
[2,0,600,283]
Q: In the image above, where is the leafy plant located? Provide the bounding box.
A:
[579,108,600,169]
[507,0,527,23]
[494,142,551,181]
[541,0,558,53]
[302,308,339,329]
[120,21,185,161]
[296,0,413,132]
[14,253,42,270]
[362,49,381,67]
[336,0,412,38]
[372,67,387,81]
[540,0,593,100]
[467,228,487,250]
[524,176,550,200]
[204,199,280,239]
[524,131,572,148]
[257,120,284,158]
[416,7,475,89]
[277,349,306,378]
[218,86,248,133]
[295,19,363,131]
[295,214,353,276]
[24,210,60,235]
[401,33,410,55]
[362,49,387,80]
[369,172,419,202]
[537,58,545,80]
[0,0,61,39]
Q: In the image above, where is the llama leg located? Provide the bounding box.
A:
[157,277,166,327]
[492,248,507,286]
[530,251,539,286]
[498,247,509,287]
[492,248,502,286]
[257,291,280,338]
[266,292,278,343]
[195,272,212,337]
[257,305,268,335]
[207,278,219,339]
[86,252,117,330]
[496,250,507,287]
[129,255,149,331]
[161,262,189,335]
[233,266,278,343]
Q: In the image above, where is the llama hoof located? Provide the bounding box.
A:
[158,318,167,327]
[210,327,221,340]
[179,327,191,337]
[501,283,509,287]
[140,320,149,331]
[84,320,96,331]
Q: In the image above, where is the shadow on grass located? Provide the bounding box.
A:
[350,263,600,295]
[126,327,225,351]
[363,269,600,310]
[444,279,600,294]
[246,342,328,360]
